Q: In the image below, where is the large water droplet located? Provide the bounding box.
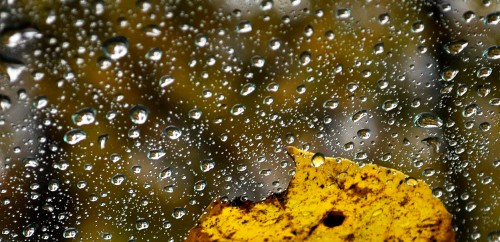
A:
[200,159,215,172]
[72,108,96,126]
[483,46,500,59]
[311,152,325,167]
[0,94,11,111]
[230,104,246,116]
[64,129,87,145]
[164,125,182,139]
[111,174,126,185]
[172,207,186,219]
[194,180,207,191]
[129,105,149,124]
[147,149,166,160]
[63,228,78,239]
[444,39,468,55]
[236,20,252,33]
[240,83,256,96]
[102,36,129,60]
[414,113,443,128]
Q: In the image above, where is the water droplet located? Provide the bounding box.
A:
[194,33,208,47]
[64,129,87,145]
[240,83,256,96]
[159,75,175,88]
[422,137,440,153]
[323,99,339,110]
[111,174,126,185]
[336,8,351,19]
[102,36,129,60]
[351,110,368,122]
[268,38,281,50]
[266,82,279,92]
[373,42,384,55]
[299,51,312,66]
[147,149,166,160]
[440,67,458,81]
[462,103,479,117]
[33,96,48,109]
[357,129,371,139]
[414,113,443,128]
[142,24,161,37]
[477,67,492,78]
[129,105,149,124]
[0,95,11,111]
[381,100,398,111]
[145,47,162,61]
[462,11,476,23]
[72,108,96,126]
[489,98,500,106]
[484,12,500,25]
[378,13,390,24]
[63,228,78,239]
[236,20,252,33]
[411,21,425,33]
[230,104,246,116]
[483,46,500,59]
[194,180,207,191]
[311,152,325,167]
[479,122,491,132]
[23,157,39,168]
[48,179,60,191]
[1,27,40,48]
[22,223,38,237]
[200,160,215,172]
[251,55,265,68]
[172,207,186,219]
[487,230,500,242]
[444,39,468,55]
[136,218,149,230]
[164,125,182,139]
[159,167,173,179]
[188,109,202,120]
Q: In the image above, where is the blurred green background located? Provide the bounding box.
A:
[0,0,498,241]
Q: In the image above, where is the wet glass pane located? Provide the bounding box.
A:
[0,0,498,241]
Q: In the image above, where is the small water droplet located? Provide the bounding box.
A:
[159,167,173,179]
[23,223,38,237]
